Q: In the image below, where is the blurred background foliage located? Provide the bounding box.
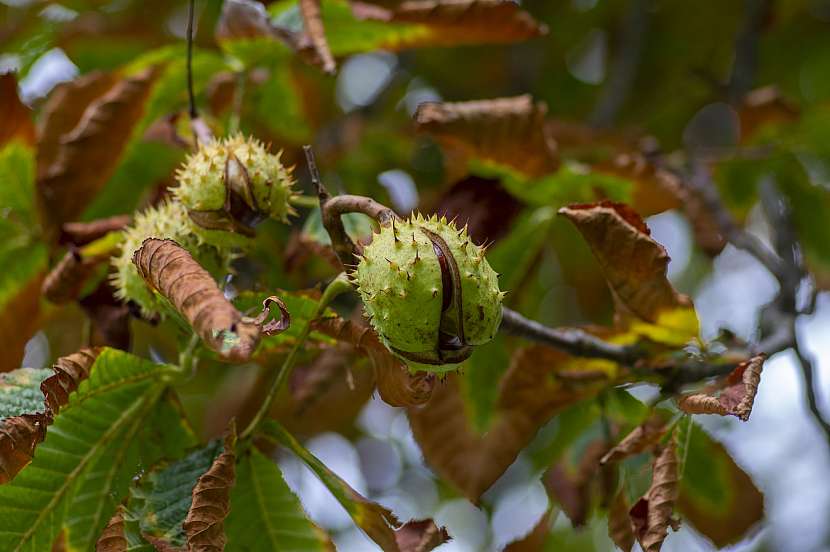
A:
[3,0,830,550]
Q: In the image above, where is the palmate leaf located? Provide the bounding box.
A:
[227,447,333,551]
[64,393,197,552]
[0,348,174,551]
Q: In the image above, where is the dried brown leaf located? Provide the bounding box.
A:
[0,73,35,147]
[601,415,667,465]
[414,95,559,179]
[95,507,127,552]
[42,248,105,305]
[558,201,695,333]
[0,414,48,484]
[132,239,261,362]
[183,429,236,552]
[678,355,765,421]
[300,0,336,74]
[408,346,610,501]
[37,67,161,231]
[36,71,117,180]
[41,348,102,414]
[630,441,680,552]
[254,296,291,336]
[394,519,450,552]
[353,0,548,47]
[608,490,635,552]
[595,153,681,217]
[313,317,435,407]
[60,215,132,246]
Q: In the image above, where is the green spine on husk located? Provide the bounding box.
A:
[110,200,234,317]
[354,213,504,371]
[173,133,296,247]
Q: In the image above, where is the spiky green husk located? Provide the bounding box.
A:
[110,201,234,317]
[354,213,503,368]
[173,134,296,245]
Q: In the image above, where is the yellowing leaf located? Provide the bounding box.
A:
[559,201,700,346]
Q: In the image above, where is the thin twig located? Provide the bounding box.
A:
[240,273,353,441]
[793,335,830,438]
[186,0,197,120]
[500,306,640,363]
[303,145,398,269]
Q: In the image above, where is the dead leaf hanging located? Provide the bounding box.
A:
[95,507,127,552]
[60,215,132,246]
[182,430,236,552]
[37,66,161,233]
[678,354,765,421]
[630,440,680,552]
[414,95,559,179]
[42,248,106,305]
[601,414,667,465]
[394,519,450,552]
[36,71,117,180]
[608,490,635,552]
[559,201,699,345]
[41,348,102,414]
[0,414,47,485]
[300,0,336,74]
[132,238,261,362]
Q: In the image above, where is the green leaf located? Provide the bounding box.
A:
[460,335,510,432]
[263,421,400,550]
[0,348,172,551]
[0,141,38,235]
[127,439,224,547]
[0,368,51,419]
[227,448,332,550]
[301,206,375,249]
[675,419,764,547]
[487,207,555,293]
[64,393,197,552]
[252,64,312,143]
[497,161,632,208]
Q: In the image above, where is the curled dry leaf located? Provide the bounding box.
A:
[678,354,765,421]
[414,95,559,179]
[41,347,102,414]
[408,346,612,501]
[60,215,132,246]
[95,507,127,552]
[132,238,261,362]
[0,414,47,485]
[1,348,100,483]
[254,296,292,336]
[0,73,35,147]
[608,490,635,552]
[594,153,681,217]
[352,0,548,47]
[313,317,436,407]
[601,414,667,465]
[300,0,336,74]
[183,429,236,552]
[559,201,698,345]
[630,440,680,552]
[37,67,161,233]
[395,519,450,552]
